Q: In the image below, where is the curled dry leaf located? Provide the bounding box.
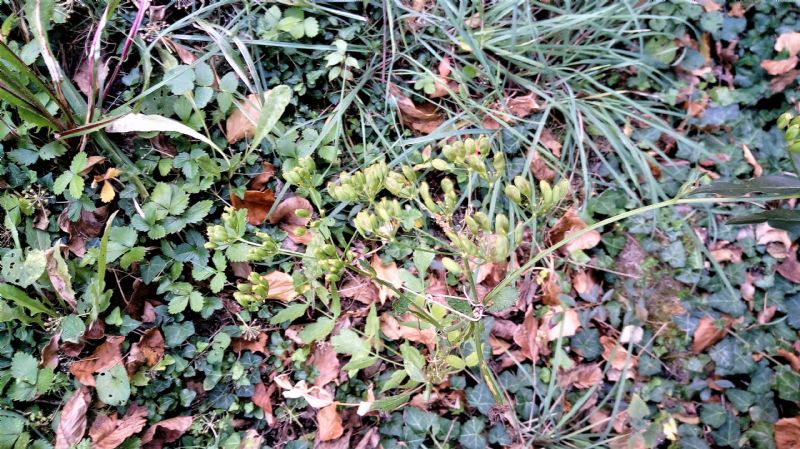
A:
[252,383,275,427]
[482,92,541,129]
[548,209,602,255]
[370,255,403,303]
[45,245,77,310]
[761,57,798,76]
[776,417,800,449]
[126,328,165,375]
[310,342,340,387]
[226,94,262,144]
[778,348,800,373]
[140,416,193,449]
[238,429,264,449]
[692,317,728,353]
[41,332,60,369]
[230,190,276,226]
[69,336,125,386]
[269,195,314,244]
[262,271,300,302]
[55,387,91,449]
[388,83,443,135]
[274,373,334,408]
[542,306,580,341]
[380,312,436,347]
[89,403,148,449]
[317,404,344,442]
[777,249,800,283]
[529,152,556,181]
[558,363,603,389]
[541,270,561,306]
[742,144,763,177]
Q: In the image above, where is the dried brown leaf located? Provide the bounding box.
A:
[89,404,148,449]
[370,255,403,303]
[339,277,380,305]
[263,271,299,302]
[226,94,262,144]
[231,332,269,356]
[55,387,91,449]
[388,83,443,134]
[692,316,727,353]
[548,209,601,254]
[777,249,800,283]
[776,417,800,449]
[542,306,580,341]
[140,416,193,449]
[380,313,436,347]
[230,190,276,226]
[310,342,340,387]
[69,336,125,386]
[742,144,763,177]
[559,364,603,389]
[126,328,165,375]
[317,404,344,442]
[761,57,798,75]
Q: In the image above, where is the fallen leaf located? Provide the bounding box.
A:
[758,305,777,324]
[231,332,269,356]
[761,57,798,76]
[776,32,800,58]
[69,336,125,386]
[250,162,276,190]
[269,195,314,244]
[776,417,800,449]
[140,416,193,449]
[262,271,299,302]
[91,167,122,203]
[55,387,91,449]
[106,113,222,154]
[539,128,562,157]
[388,83,443,134]
[601,336,636,371]
[756,223,792,250]
[778,348,800,372]
[777,249,800,283]
[513,310,540,361]
[542,306,581,341]
[548,209,601,254]
[89,404,148,449]
[275,374,334,408]
[251,383,275,427]
[370,255,403,303]
[701,0,721,12]
[310,342,340,387]
[126,328,165,374]
[317,404,344,442]
[529,152,556,181]
[41,332,60,369]
[559,364,603,389]
[742,144,763,177]
[353,428,380,449]
[58,206,108,257]
[315,431,352,449]
[45,245,77,309]
[74,58,109,98]
[230,190,276,226]
[226,94,261,144]
[380,312,436,347]
[729,2,745,17]
[339,277,380,305]
[770,69,800,94]
[620,325,644,345]
[541,270,561,306]
[692,316,728,353]
[482,92,541,129]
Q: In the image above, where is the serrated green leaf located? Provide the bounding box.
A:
[400,342,426,382]
[487,285,518,312]
[10,352,38,384]
[331,328,370,358]
[298,317,334,344]
[270,303,308,325]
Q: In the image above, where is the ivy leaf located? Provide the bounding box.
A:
[459,417,487,449]
[775,366,800,401]
[700,403,727,428]
[711,412,741,447]
[95,363,131,406]
[403,407,434,434]
[466,383,496,415]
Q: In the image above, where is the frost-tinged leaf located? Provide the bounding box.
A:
[95,363,131,406]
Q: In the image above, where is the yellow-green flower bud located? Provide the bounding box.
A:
[786,125,800,142]
[495,214,509,235]
[431,158,450,171]
[778,112,794,129]
[505,184,522,205]
[441,257,462,274]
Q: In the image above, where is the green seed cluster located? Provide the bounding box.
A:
[778,111,800,153]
